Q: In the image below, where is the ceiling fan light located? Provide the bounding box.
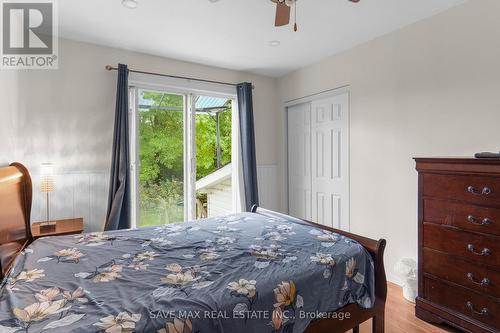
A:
[122,0,137,9]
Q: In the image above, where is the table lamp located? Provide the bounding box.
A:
[40,163,56,232]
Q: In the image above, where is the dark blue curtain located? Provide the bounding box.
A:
[105,64,130,230]
[237,82,259,211]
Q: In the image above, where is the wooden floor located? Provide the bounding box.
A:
[354,283,460,333]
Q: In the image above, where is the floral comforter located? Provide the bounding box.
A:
[0,212,374,333]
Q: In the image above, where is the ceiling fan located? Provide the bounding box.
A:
[271,0,361,32]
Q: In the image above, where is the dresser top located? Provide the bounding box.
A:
[415,157,500,174]
[414,157,500,165]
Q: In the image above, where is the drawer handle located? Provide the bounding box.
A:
[467,273,490,286]
[467,186,492,196]
[467,215,492,226]
[467,244,491,256]
[466,301,489,316]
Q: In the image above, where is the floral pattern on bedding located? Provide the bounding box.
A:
[0,212,374,333]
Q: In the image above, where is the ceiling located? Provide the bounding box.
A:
[59,0,467,77]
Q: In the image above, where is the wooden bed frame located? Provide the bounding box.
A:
[252,206,387,333]
[0,163,33,280]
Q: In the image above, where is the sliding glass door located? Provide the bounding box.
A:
[129,87,238,227]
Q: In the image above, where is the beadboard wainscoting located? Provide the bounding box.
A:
[257,165,280,211]
[30,165,279,232]
[31,171,109,232]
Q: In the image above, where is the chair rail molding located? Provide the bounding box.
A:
[30,165,279,231]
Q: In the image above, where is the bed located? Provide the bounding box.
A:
[0,163,386,333]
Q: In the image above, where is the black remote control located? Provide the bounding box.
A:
[474,152,500,158]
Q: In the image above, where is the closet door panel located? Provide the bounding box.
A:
[311,93,349,230]
[287,103,312,220]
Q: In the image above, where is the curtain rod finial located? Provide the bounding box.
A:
[105,65,114,71]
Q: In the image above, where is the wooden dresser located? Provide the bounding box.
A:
[415,158,500,333]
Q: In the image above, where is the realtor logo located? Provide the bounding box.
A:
[1,0,58,69]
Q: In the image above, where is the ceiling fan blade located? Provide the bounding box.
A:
[275,2,290,27]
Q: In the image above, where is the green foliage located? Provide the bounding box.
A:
[139,92,184,184]
[195,106,232,179]
[139,179,183,226]
[137,91,231,226]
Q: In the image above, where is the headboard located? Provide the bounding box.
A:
[0,163,32,279]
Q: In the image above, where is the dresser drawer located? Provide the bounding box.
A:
[424,199,500,236]
[423,173,500,206]
[423,248,500,299]
[424,277,500,329]
[424,223,500,267]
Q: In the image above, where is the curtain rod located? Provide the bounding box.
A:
[105,65,254,89]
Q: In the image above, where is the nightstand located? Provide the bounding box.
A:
[31,218,84,239]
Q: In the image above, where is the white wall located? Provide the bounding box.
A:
[206,180,233,218]
[277,0,500,283]
[0,38,279,231]
[257,165,280,212]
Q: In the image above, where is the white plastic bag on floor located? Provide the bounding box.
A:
[394,258,417,302]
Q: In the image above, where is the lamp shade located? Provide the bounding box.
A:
[40,163,54,193]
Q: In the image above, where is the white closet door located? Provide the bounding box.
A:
[287,103,312,220]
[311,93,349,230]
